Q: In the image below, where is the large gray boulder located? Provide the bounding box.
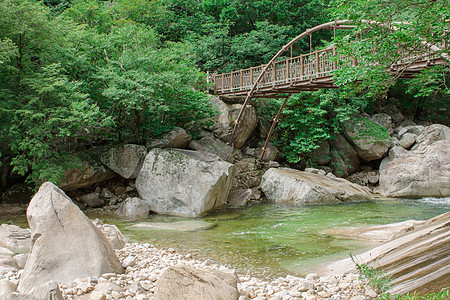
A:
[17,182,124,294]
[343,117,391,161]
[100,144,147,179]
[210,96,257,148]
[60,161,116,191]
[136,149,236,217]
[379,140,450,197]
[260,168,373,205]
[155,265,239,300]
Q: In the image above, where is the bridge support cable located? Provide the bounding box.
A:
[259,94,291,162]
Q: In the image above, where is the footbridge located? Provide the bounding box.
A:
[207,20,448,159]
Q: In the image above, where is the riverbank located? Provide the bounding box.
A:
[50,242,375,300]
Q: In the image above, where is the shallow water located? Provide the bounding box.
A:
[2,197,449,279]
[96,197,450,278]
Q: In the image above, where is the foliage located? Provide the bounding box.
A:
[351,254,391,293]
[378,288,450,300]
[261,89,374,164]
[329,0,450,100]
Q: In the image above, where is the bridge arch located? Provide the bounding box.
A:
[212,20,448,160]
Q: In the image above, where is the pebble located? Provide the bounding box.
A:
[0,241,376,299]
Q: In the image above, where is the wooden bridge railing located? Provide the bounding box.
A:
[210,41,448,96]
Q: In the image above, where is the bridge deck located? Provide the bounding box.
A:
[209,45,448,97]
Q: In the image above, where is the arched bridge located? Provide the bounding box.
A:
[207,20,449,160]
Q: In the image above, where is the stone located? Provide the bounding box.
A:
[8,293,36,300]
[115,197,150,219]
[258,142,280,162]
[371,113,393,134]
[136,149,235,217]
[343,117,390,161]
[78,193,104,208]
[228,189,252,207]
[388,146,408,161]
[189,136,234,162]
[0,225,31,254]
[132,220,215,231]
[93,282,123,294]
[398,133,416,149]
[392,111,405,123]
[92,219,127,250]
[260,168,373,205]
[379,140,450,197]
[154,265,239,300]
[310,141,331,166]
[89,291,106,300]
[412,124,450,151]
[368,174,379,185]
[100,144,147,179]
[0,279,16,299]
[404,125,424,136]
[147,128,192,149]
[0,247,13,257]
[209,96,257,148]
[13,254,28,270]
[397,127,407,138]
[29,281,63,300]
[17,182,124,294]
[60,161,116,192]
[0,257,18,269]
[330,134,360,175]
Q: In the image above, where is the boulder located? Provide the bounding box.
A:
[412,124,450,151]
[147,127,192,149]
[398,133,416,149]
[100,144,147,179]
[388,146,408,161]
[132,220,215,231]
[136,149,235,217]
[379,140,450,197]
[154,265,239,300]
[310,140,331,166]
[115,197,150,219]
[371,113,393,135]
[330,134,359,175]
[189,136,234,162]
[29,281,63,300]
[0,225,31,254]
[93,219,127,250]
[17,182,124,294]
[78,192,104,208]
[343,117,391,161]
[60,162,116,192]
[209,96,257,148]
[260,168,373,205]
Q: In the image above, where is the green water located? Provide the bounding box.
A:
[96,197,450,278]
[2,197,449,279]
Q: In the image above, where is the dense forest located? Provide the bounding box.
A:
[0,0,449,186]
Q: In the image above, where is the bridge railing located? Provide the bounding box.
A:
[210,39,448,95]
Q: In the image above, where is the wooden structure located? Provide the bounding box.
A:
[208,20,449,160]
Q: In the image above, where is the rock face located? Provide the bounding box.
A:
[210,96,257,148]
[154,265,239,300]
[189,136,234,162]
[343,117,391,161]
[148,127,192,149]
[260,168,373,205]
[100,144,147,179]
[324,211,450,295]
[115,197,150,219]
[60,161,116,191]
[310,140,331,166]
[412,124,450,151]
[17,182,124,294]
[136,149,235,217]
[379,140,450,197]
[330,134,359,176]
